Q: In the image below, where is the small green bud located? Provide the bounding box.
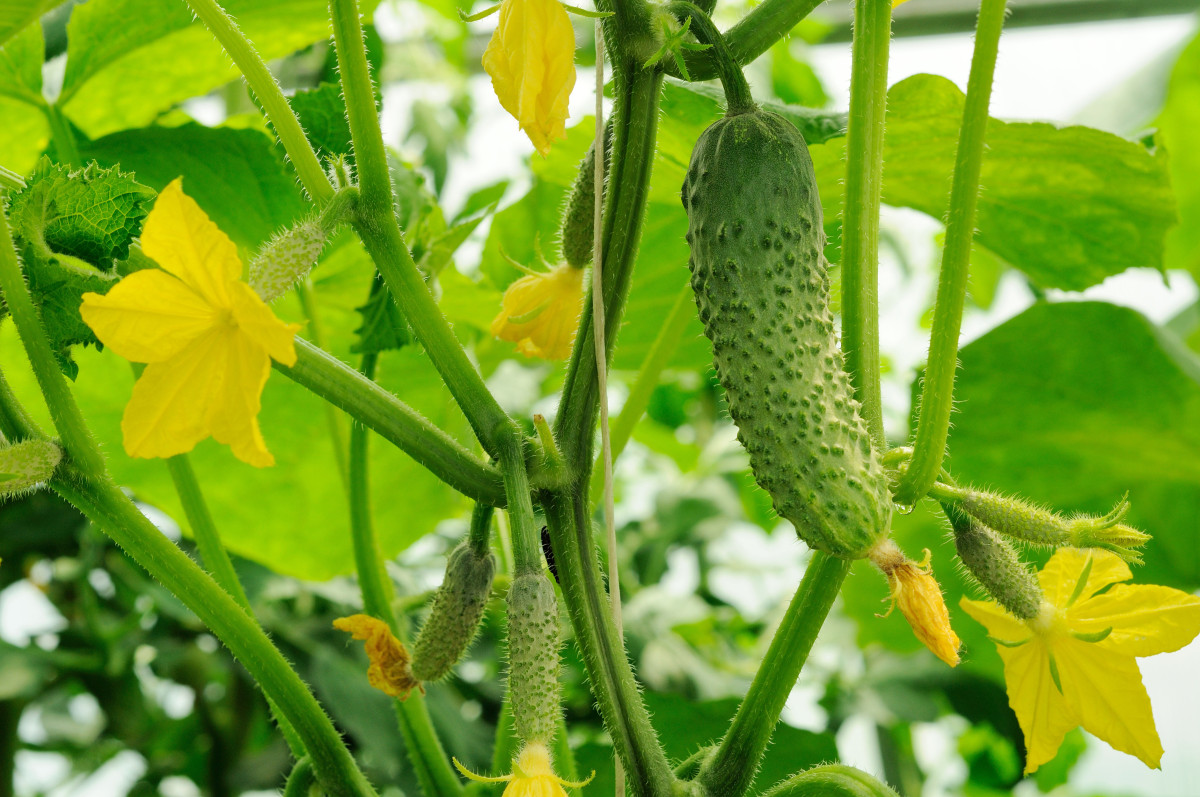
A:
[249,218,328,302]
[945,502,1043,621]
[1066,495,1149,564]
[411,541,496,682]
[0,439,62,497]
[506,571,561,744]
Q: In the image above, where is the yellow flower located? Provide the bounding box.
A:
[482,0,577,156]
[961,549,1200,773]
[333,614,422,699]
[79,179,299,467]
[454,742,593,796]
[491,263,585,360]
[871,542,962,667]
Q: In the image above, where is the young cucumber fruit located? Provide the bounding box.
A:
[411,541,496,682]
[681,109,891,559]
[506,572,561,743]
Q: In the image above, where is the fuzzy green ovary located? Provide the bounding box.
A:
[506,572,561,744]
[411,542,496,682]
[953,518,1042,620]
[959,490,1069,547]
[682,111,890,558]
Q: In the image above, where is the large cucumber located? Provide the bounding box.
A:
[681,109,891,558]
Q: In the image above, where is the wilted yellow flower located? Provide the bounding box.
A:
[482,0,577,156]
[454,742,593,796]
[871,542,961,667]
[79,179,299,467]
[962,549,1200,773]
[491,263,585,360]
[333,614,422,699]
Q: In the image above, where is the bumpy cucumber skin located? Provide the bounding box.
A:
[952,518,1042,621]
[506,572,561,744]
[559,121,612,268]
[411,542,496,682]
[682,110,891,558]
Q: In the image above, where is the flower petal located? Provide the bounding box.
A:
[1040,548,1130,608]
[140,178,241,307]
[995,636,1078,774]
[229,281,300,365]
[1074,583,1200,657]
[80,270,215,363]
[205,326,276,467]
[490,264,584,360]
[960,596,1030,644]
[1054,635,1163,769]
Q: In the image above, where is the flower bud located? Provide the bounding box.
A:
[249,218,328,302]
[1066,495,1149,564]
[506,571,561,744]
[0,439,62,497]
[945,502,1042,621]
[411,542,496,682]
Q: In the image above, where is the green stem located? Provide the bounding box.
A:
[0,165,24,191]
[345,352,464,797]
[892,0,1007,506]
[283,758,315,797]
[588,284,693,505]
[665,2,755,115]
[53,476,376,797]
[330,0,512,456]
[181,0,333,204]
[295,281,350,490]
[668,0,826,81]
[0,200,105,476]
[468,501,494,558]
[273,339,505,506]
[698,552,850,797]
[543,491,673,797]
[840,0,893,448]
[44,104,80,166]
[760,764,900,797]
[498,432,541,575]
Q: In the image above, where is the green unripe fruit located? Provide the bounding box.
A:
[957,490,1068,547]
[559,120,612,269]
[681,109,891,559]
[249,218,328,302]
[506,572,561,744]
[945,502,1042,620]
[411,541,496,682]
[0,439,62,497]
[760,764,900,797]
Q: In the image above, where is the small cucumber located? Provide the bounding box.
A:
[506,572,561,744]
[558,120,612,269]
[411,541,496,682]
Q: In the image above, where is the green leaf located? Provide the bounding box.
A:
[80,123,306,251]
[0,21,43,99]
[1159,32,1200,279]
[352,275,412,355]
[843,301,1200,678]
[60,0,342,138]
[7,158,155,264]
[288,82,354,164]
[0,23,48,175]
[808,74,1176,291]
[0,0,59,48]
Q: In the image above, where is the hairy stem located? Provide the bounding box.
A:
[0,200,105,476]
[841,0,893,448]
[893,0,1007,505]
[182,0,334,203]
[666,0,826,81]
[273,339,505,506]
[699,553,850,796]
[665,2,755,115]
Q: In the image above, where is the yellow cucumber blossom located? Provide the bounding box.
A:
[961,548,1200,773]
[79,179,299,467]
[482,0,577,156]
[871,541,962,667]
[454,742,593,796]
[333,614,422,699]
[491,262,585,360]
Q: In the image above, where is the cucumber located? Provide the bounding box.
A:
[559,120,612,269]
[411,541,496,682]
[681,109,891,558]
[506,572,561,744]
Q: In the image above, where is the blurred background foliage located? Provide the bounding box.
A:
[1,0,1200,795]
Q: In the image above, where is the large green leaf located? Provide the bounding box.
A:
[807,74,1176,291]
[0,23,48,175]
[80,123,306,251]
[0,0,59,47]
[1159,32,1200,278]
[843,301,1200,677]
[60,0,338,137]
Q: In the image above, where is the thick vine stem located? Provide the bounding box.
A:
[182,0,334,204]
[760,764,901,797]
[892,0,1008,506]
[468,501,495,558]
[697,552,851,797]
[50,475,377,797]
[664,2,755,115]
[329,0,514,457]
[497,431,543,576]
[543,490,675,797]
[273,339,506,506]
[841,0,893,449]
[663,0,826,81]
[0,201,105,477]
